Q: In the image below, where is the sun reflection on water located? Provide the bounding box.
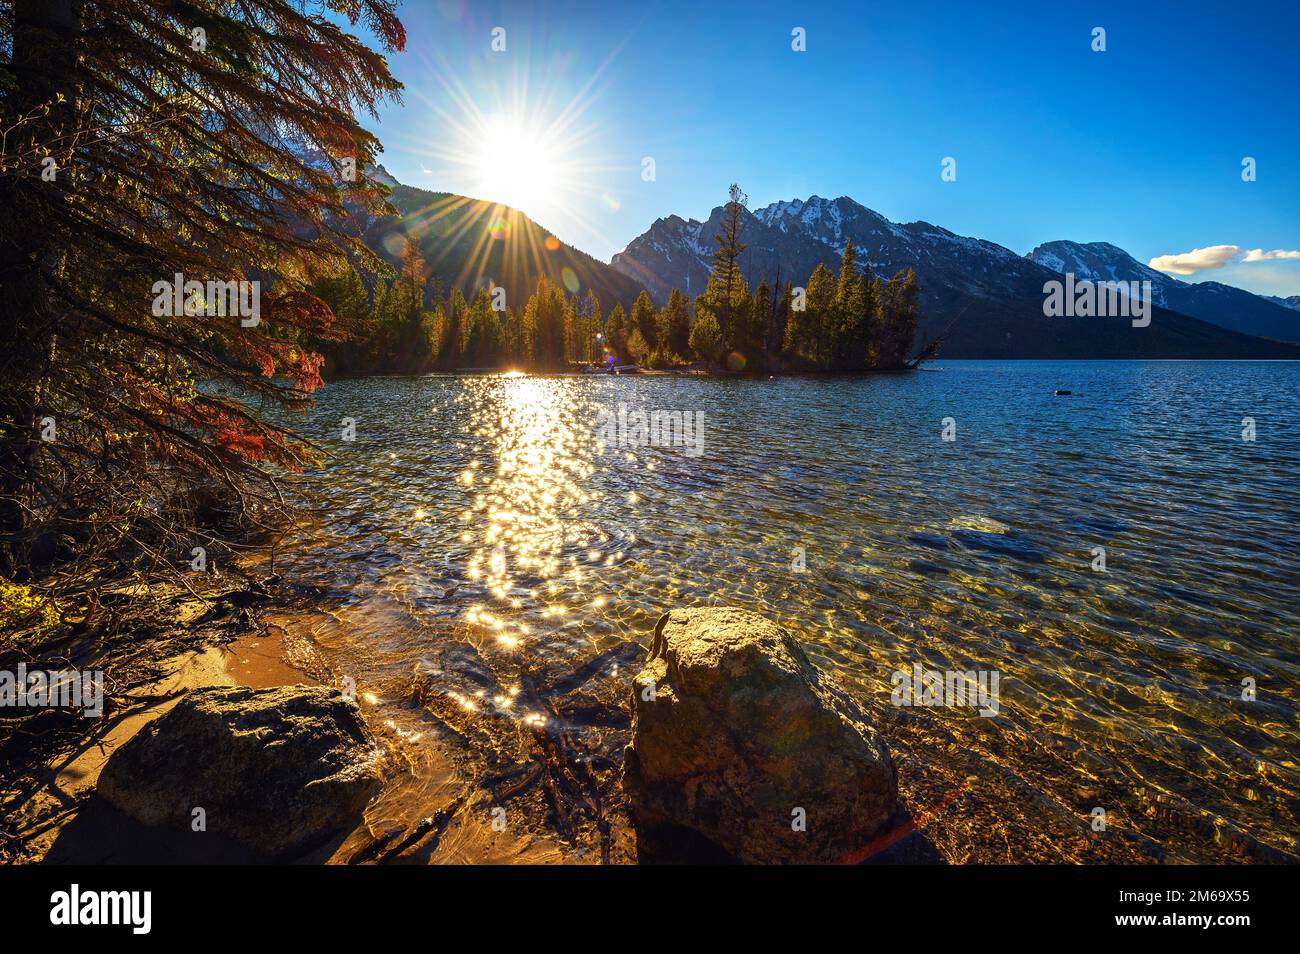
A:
[458,376,611,662]
[272,364,1300,862]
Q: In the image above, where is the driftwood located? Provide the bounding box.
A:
[347,796,465,865]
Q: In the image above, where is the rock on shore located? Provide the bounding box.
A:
[98,685,381,858]
[623,608,897,863]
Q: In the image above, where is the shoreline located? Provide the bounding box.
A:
[2,580,609,865]
[5,528,1295,865]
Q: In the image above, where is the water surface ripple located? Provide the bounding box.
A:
[275,360,1300,861]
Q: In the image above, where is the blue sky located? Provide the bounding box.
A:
[357,0,1300,296]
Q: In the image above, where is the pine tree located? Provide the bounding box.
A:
[391,241,436,372]
[428,302,450,367]
[529,276,565,369]
[369,278,397,365]
[689,311,723,368]
[519,287,539,367]
[708,183,748,342]
[627,327,650,366]
[696,194,754,367]
[856,268,882,369]
[751,279,772,371]
[604,303,628,362]
[501,306,522,366]
[562,294,579,364]
[583,290,602,362]
[0,0,405,580]
[878,268,919,369]
[658,288,692,359]
[309,263,370,376]
[631,290,658,351]
[776,281,795,360]
[804,263,837,368]
[447,289,469,367]
[828,241,871,370]
[835,241,859,306]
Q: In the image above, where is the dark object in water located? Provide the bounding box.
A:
[1054,389,1072,396]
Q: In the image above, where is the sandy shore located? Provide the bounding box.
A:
[7,609,593,864]
[7,582,1277,865]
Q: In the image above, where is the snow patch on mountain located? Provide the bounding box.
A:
[1027,240,1176,307]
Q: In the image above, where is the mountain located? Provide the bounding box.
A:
[1027,241,1300,342]
[359,175,646,314]
[1268,295,1300,312]
[611,195,1300,359]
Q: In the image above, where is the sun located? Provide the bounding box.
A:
[473,115,562,218]
[389,55,624,248]
[379,56,631,266]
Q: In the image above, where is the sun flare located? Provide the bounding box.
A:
[392,59,619,248]
[473,115,563,217]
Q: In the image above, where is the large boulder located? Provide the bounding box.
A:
[98,685,381,857]
[623,608,896,863]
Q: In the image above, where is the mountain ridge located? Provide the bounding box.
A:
[356,170,647,314]
[610,194,1300,359]
[1026,240,1299,341]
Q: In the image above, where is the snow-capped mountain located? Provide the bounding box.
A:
[1027,241,1299,342]
[612,195,1040,307]
[1026,242,1176,306]
[611,196,1300,359]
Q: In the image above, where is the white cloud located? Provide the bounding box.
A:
[1242,248,1300,263]
[1148,245,1240,276]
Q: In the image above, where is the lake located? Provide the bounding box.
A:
[268,361,1300,862]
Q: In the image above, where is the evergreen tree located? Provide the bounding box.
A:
[853,269,882,369]
[878,268,920,369]
[804,263,837,368]
[428,302,451,367]
[627,327,650,365]
[776,281,796,360]
[309,263,371,376]
[501,306,522,366]
[0,0,404,580]
[828,241,870,370]
[689,311,724,368]
[604,303,628,362]
[390,241,436,372]
[369,278,397,365]
[446,289,469,368]
[631,290,658,351]
[312,264,369,330]
[707,183,747,344]
[562,294,579,363]
[583,290,603,362]
[751,279,772,370]
[519,287,538,367]
[696,241,754,365]
[657,288,692,359]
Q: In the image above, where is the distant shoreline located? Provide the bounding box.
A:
[319,356,1300,385]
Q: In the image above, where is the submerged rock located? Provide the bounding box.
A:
[98,685,381,858]
[623,608,897,864]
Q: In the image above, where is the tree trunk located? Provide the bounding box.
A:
[0,0,83,578]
